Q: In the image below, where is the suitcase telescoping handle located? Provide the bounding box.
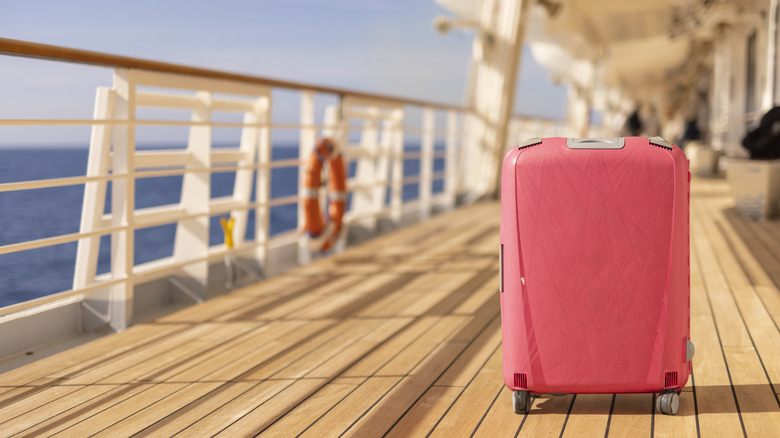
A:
[566,138,625,149]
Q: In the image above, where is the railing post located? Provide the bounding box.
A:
[445,110,458,210]
[298,91,316,265]
[231,101,262,250]
[255,94,272,268]
[419,107,434,221]
[109,69,136,331]
[390,108,405,224]
[352,105,380,231]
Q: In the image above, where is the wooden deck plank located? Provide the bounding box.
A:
[298,376,402,437]
[261,379,365,436]
[42,383,186,436]
[340,317,442,378]
[428,345,504,437]
[98,322,259,385]
[0,385,118,437]
[0,323,187,386]
[704,201,780,383]
[63,323,231,385]
[213,378,329,436]
[560,394,614,437]
[305,318,413,379]
[91,382,224,437]
[654,391,698,437]
[470,387,521,438]
[689,200,746,437]
[384,386,464,437]
[342,312,501,436]
[693,200,780,436]
[162,319,326,383]
[271,318,393,380]
[605,394,652,437]
[3,180,780,436]
[342,342,468,437]
[10,383,153,437]
[237,319,372,381]
[517,394,574,436]
[435,317,502,387]
[375,316,467,377]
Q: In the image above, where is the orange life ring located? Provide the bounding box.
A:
[302,138,347,252]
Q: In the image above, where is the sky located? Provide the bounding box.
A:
[0,0,567,146]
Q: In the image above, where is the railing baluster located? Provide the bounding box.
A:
[420,107,435,221]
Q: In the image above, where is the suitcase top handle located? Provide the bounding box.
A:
[566,138,625,149]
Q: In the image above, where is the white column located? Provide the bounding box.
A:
[765,0,780,110]
[466,0,530,199]
[727,25,749,156]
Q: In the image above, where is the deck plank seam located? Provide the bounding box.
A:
[650,393,655,438]
[691,369,702,438]
[711,221,780,409]
[693,229,749,438]
[421,341,502,437]
[557,394,577,438]
[603,394,616,438]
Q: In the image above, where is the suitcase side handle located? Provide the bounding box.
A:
[566,138,625,149]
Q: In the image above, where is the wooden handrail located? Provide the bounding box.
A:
[0,37,466,111]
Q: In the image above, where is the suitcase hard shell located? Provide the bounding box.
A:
[499,137,692,413]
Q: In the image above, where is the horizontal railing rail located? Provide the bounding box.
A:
[0,38,465,112]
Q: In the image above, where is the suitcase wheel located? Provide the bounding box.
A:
[512,390,531,414]
[656,391,680,415]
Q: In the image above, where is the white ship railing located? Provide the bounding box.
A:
[0,38,563,333]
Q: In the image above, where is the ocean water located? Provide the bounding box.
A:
[0,144,444,308]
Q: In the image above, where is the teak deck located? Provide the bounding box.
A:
[1,177,780,437]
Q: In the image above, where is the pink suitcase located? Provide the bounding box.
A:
[499,137,693,415]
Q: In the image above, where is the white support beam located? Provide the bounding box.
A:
[109,69,136,331]
[74,87,114,291]
[173,91,212,302]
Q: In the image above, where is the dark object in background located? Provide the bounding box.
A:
[743,106,780,159]
[626,109,642,136]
